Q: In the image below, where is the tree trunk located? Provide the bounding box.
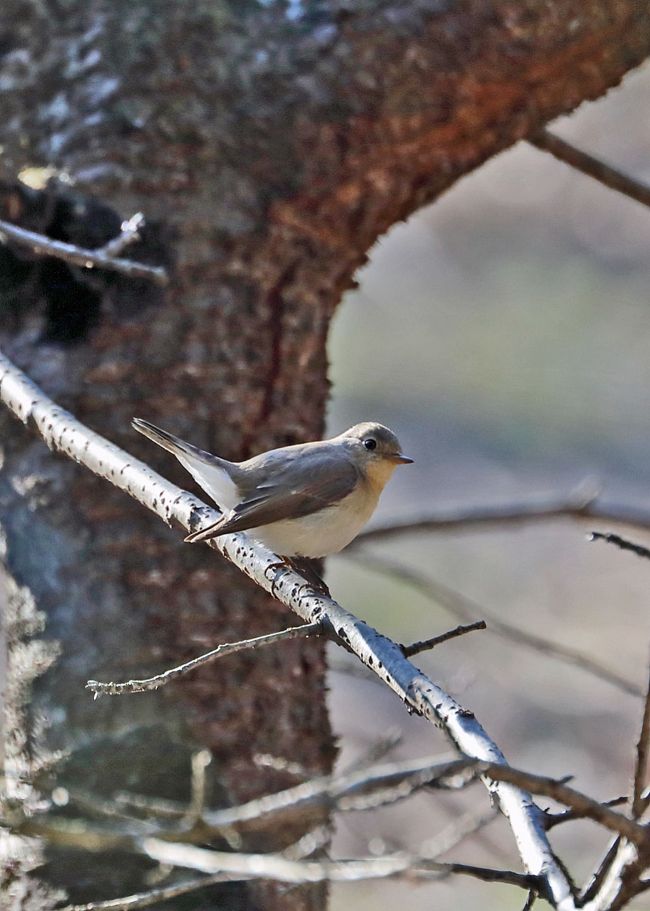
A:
[0,1,648,908]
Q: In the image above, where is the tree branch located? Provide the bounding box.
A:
[0,348,580,910]
[401,621,487,658]
[529,129,650,210]
[86,621,323,696]
[141,837,540,890]
[0,215,169,285]
[482,764,647,846]
[355,489,650,544]
[589,532,650,562]
[632,665,650,818]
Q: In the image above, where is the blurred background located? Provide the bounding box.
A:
[325,62,650,910]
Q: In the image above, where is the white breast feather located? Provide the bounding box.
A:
[249,483,380,558]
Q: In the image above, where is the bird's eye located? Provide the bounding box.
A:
[363,438,377,451]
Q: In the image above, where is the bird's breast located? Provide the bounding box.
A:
[250,482,381,558]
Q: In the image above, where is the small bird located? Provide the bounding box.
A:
[132,419,412,571]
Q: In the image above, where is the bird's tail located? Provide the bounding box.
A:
[132,418,198,458]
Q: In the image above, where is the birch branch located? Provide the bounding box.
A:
[0,347,581,909]
[66,754,478,834]
[0,215,169,285]
[141,838,539,889]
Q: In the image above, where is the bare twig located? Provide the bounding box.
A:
[589,532,650,562]
[59,755,478,836]
[545,797,627,830]
[632,665,650,818]
[529,128,650,210]
[199,755,477,830]
[355,489,650,544]
[186,750,211,825]
[522,889,538,911]
[60,820,332,910]
[59,874,228,911]
[98,212,145,258]
[141,837,539,889]
[0,349,578,909]
[579,837,622,904]
[86,621,323,695]
[401,620,487,657]
[0,216,168,285]
[482,763,648,845]
[348,551,641,698]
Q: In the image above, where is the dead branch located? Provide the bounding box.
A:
[530,129,650,210]
[141,837,540,889]
[86,621,323,696]
[60,874,228,911]
[401,621,487,658]
[0,214,169,285]
[545,798,627,830]
[632,665,650,818]
[481,764,647,845]
[356,489,650,543]
[590,532,650,562]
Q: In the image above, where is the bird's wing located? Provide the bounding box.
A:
[185,449,359,543]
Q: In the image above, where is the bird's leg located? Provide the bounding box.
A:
[289,557,330,597]
[264,557,330,598]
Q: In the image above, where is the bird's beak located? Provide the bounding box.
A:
[390,452,414,464]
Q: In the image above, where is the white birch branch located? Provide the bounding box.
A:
[140,838,537,889]
[0,347,581,909]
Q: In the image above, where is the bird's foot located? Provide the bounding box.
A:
[290,557,330,597]
[264,557,330,598]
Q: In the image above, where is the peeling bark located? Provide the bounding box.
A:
[0,1,648,908]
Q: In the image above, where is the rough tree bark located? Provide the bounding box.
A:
[0,1,648,908]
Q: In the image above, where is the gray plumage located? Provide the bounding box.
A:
[132,418,411,556]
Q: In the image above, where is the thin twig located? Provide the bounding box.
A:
[482,763,648,845]
[60,821,331,910]
[61,755,477,835]
[632,664,650,818]
[355,489,650,544]
[199,755,476,830]
[98,213,145,258]
[185,750,211,825]
[86,621,323,695]
[141,837,539,889]
[401,620,487,657]
[348,551,642,698]
[522,889,538,911]
[579,837,622,904]
[0,216,168,285]
[59,874,227,911]
[589,531,650,562]
[545,797,627,830]
[529,128,650,210]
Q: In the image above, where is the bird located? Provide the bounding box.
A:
[132,419,412,582]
